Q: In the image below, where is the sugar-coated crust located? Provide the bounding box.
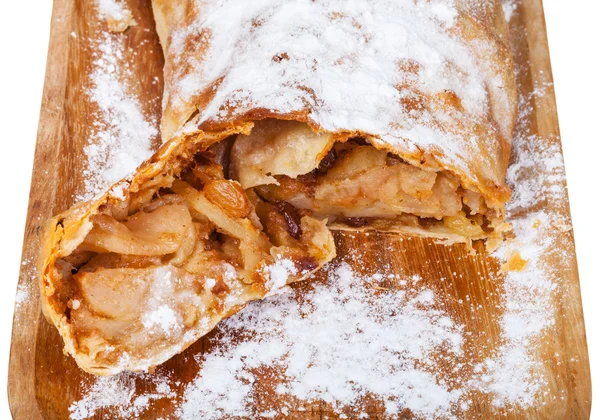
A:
[152,0,516,209]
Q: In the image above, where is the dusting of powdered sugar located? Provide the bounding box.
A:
[13,257,36,314]
[163,0,514,188]
[96,0,130,22]
[265,258,298,291]
[142,305,181,335]
[177,264,466,419]
[14,284,29,307]
[474,212,558,407]
[502,0,518,22]
[471,48,568,406]
[139,266,185,337]
[69,373,176,420]
[79,3,157,201]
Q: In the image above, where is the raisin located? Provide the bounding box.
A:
[273,201,302,240]
[204,180,251,219]
[343,217,368,227]
[316,147,338,174]
[297,257,318,272]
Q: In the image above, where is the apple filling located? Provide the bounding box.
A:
[46,153,334,373]
[230,120,504,239]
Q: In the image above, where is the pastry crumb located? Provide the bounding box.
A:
[106,15,137,33]
[501,251,528,272]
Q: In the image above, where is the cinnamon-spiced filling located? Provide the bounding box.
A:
[230,119,503,239]
[48,154,333,368]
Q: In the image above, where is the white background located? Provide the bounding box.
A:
[0,1,597,418]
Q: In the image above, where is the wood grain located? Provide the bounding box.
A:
[8,0,591,419]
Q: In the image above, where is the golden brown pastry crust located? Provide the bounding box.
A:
[152,0,516,216]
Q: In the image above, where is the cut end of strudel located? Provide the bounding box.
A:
[40,131,335,376]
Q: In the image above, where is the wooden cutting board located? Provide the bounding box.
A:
[8,0,591,419]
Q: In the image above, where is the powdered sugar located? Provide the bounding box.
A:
[80,5,157,201]
[14,284,29,307]
[14,258,36,312]
[474,212,557,407]
[69,373,175,420]
[502,0,518,22]
[142,305,180,335]
[178,264,465,419]
[171,0,485,117]
[139,266,184,336]
[109,181,128,200]
[471,50,568,405]
[96,0,129,22]
[265,258,298,291]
